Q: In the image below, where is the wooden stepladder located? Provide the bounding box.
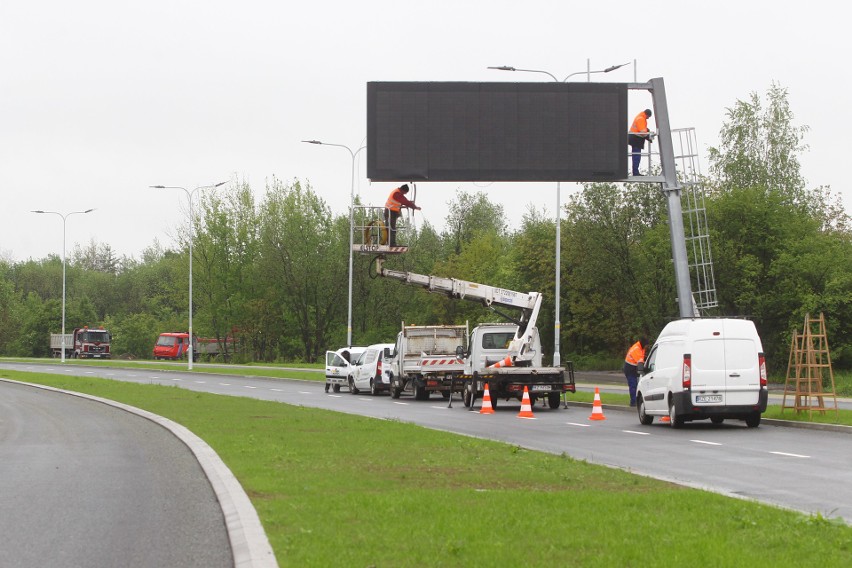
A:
[782,313,838,419]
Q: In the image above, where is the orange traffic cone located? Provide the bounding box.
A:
[517,386,535,419]
[588,387,606,421]
[489,355,514,369]
[660,415,671,423]
[479,383,494,414]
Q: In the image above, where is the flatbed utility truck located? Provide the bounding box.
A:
[375,257,574,409]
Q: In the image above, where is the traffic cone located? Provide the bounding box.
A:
[660,415,671,423]
[588,387,606,421]
[479,383,494,414]
[489,355,514,369]
[517,386,535,419]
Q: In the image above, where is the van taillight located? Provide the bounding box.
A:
[758,353,767,387]
[377,360,382,374]
[682,354,692,389]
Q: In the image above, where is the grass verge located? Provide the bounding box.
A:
[3,370,851,567]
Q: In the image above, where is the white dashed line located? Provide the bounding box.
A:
[328,395,342,398]
[691,440,722,446]
[194,381,206,384]
[244,385,257,389]
[771,451,810,459]
[270,388,283,392]
[566,422,591,428]
[171,378,182,381]
[298,391,312,395]
[623,430,651,435]
[393,402,409,406]
[219,383,231,386]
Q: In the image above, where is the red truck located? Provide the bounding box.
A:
[153,332,237,361]
[50,327,111,359]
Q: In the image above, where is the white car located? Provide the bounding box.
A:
[637,318,768,428]
[325,347,366,393]
[350,343,395,396]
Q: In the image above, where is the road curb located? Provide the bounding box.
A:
[1,378,278,568]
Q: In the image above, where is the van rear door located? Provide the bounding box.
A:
[719,320,762,405]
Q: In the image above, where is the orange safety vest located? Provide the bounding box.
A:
[630,112,649,134]
[385,189,404,212]
[625,341,645,366]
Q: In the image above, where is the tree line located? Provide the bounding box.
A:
[1,84,849,374]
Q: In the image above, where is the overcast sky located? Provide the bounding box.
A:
[1,0,847,263]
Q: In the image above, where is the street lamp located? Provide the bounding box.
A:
[302,139,366,348]
[31,208,95,363]
[488,61,633,367]
[150,181,227,370]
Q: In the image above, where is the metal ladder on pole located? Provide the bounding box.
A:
[671,127,718,313]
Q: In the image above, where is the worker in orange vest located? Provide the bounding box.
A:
[623,337,648,406]
[384,184,421,247]
[628,109,653,176]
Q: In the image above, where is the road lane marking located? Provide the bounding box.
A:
[328,395,342,398]
[393,402,409,405]
[194,380,206,384]
[566,422,591,428]
[219,383,231,386]
[298,391,312,395]
[691,440,722,446]
[623,430,651,435]
[770,451,810,459]
[270,388,283,392]
[244,385,257,389]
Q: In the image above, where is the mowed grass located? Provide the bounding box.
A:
[3,370,852,567]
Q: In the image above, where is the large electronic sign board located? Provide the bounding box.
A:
[367,81,628,182]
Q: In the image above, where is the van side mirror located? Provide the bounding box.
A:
[455,345,467,359]
[384,347,393,358]
[637,361,645,374]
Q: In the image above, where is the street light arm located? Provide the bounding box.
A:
[487,65,559,82]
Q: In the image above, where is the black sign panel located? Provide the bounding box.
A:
[367,82,628,182]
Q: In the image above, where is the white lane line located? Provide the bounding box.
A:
[270,388,283,392]
[219,383,231,386]
[393,402,409,406]
[328,395,343,398]
[567,422,591,428]
[171,378,182,381]
[623,430,651,435]
[691,440,722,446]
[85,371,95,374]
[770,451,811,459]
[430,406,448,410]
[298,391,312,395]
[194,380,206,384]
[244,385,257,389]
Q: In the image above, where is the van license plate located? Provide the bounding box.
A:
[695,394,723,403]
[531,385,551,391]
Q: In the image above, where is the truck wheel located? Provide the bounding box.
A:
[638,397,653,425]
[370,379,379,396]
[349,377,359,395]
[332,384,341,393]
[463,384,472,408]
[745,412,761,428]
[548,392,561,409]
[391,386,402,399]
[414,383,429,401]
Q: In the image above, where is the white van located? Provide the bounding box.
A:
[325,347,366,393]
[350,343,395,395]
[636,318,768,428]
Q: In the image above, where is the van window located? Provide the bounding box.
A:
[692,339,726,371]
[656,341,684,370]
[645,345,658,372]
[723,339,759,370]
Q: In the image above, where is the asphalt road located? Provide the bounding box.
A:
[0,379,233,568]
[3,361,851,526]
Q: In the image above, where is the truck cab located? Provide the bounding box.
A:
[153,332,198,361]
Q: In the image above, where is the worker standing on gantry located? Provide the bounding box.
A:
[628,109,654,176]
[384,184,421,247]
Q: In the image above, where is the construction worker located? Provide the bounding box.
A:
[384,184,420,247]
[623,337,648,407]
[628,109,653,176]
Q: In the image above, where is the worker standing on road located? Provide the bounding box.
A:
[623,337,648,407]
[628,109,653,176]
[384,184,421,247]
